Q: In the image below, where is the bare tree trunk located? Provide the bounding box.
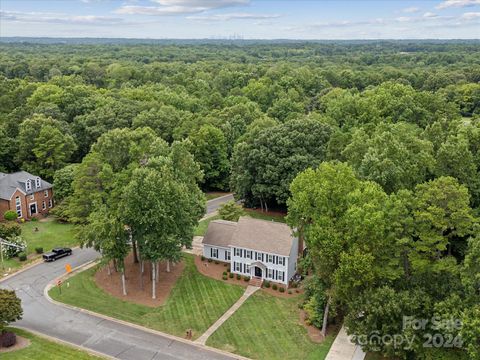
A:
[166,260,170,273]
[107,261,111,276]
[140,259,144,290]
[152,262,156,299]
[156,261,160,282]
[131,234,139,264]
[121,260,127,296]
[264,199,268,212]
[321,299,330,337]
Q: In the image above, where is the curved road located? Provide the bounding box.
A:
[0,195,239,360]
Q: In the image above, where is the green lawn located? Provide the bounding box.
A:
[2,328,101,359]
[206,291,334,360]
[21,218,77,255]
[49,254,244,339]
[244,209,286,223]
[1,218,77,276]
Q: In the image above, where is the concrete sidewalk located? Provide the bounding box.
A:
[195,285,259,345]
[325,326,366,360]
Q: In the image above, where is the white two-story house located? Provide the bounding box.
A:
[202,217,299,286]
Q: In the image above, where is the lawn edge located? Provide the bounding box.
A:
[44,259,252,360]
[10,325,112,359]
[0,246,81,283]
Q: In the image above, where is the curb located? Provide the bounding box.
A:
[207,193,234,202]
[200,210,218,221]
[12,325,113,359]
[44,261,251,360]
[0,246,82,284]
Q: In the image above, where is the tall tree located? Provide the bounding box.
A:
[188,124,230,190]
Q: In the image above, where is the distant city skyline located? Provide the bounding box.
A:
[1,0,479,39]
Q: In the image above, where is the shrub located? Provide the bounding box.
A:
[244,276,250,282]
[31,217,38,222]
[214,260,219,264]
[35,247,44,254]
[0,331,16,347]
[222,275,228,281]
[272,284,278,291]
[3,210,18,221]
[229,272,234,278]
[218,200,245,222]
[236,274,241,280]
[264,280,270,288]
[296,289,300,293]
[291,282,298,289]
[201,255,205,261]
[208,259,212,263]
[226,267,231,272]
[222,271,227,276]
[279,287,285,293]
[18,252,27,261]
[288,290,292,294]
[0,222,21,239]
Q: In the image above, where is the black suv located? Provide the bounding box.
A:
[43,248,72,262]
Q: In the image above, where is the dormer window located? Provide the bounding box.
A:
[35,177,41,188]
[26,179,32,192]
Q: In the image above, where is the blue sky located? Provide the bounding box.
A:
[1,0,479,39]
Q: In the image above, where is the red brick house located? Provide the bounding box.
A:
[0,171,54,220]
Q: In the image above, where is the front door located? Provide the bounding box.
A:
[254,266,262,278]
[30,203,37,215]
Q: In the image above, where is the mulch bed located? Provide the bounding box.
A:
[0,335,30,353]
[194,256,302,298]
[298,312,340,343]
[94,252,185,307]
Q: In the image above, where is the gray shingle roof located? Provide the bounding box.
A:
[202,216,294,256]
[202,219,237,248]
[0,171,52,200]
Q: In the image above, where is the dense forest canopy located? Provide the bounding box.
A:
[1,39,480,359]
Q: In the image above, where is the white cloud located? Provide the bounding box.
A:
[0,10,127,25]
[309,18,385,28]
[402,7,420,13]
[423,12,438,18]
[436,0,480,9]
[462,11,480,19]
[187,12,280,21]
[116,0,249,16]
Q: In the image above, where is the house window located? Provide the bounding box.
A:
[15,196,22,218]
[48,199,53,208]
[282,257,286,266]
[35,177,41,188]
[268,268,273,279]
[234,262,241,272]
[234,248,241,257]
[246,250,252,259]
[44,190,48,197]
[26,180,31,192]
[42,201,46,210]
[30,194,34,200]
[225,251,231,261]
[268,254,273,263]
[211,248,218,258]
[243,263,247,273]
